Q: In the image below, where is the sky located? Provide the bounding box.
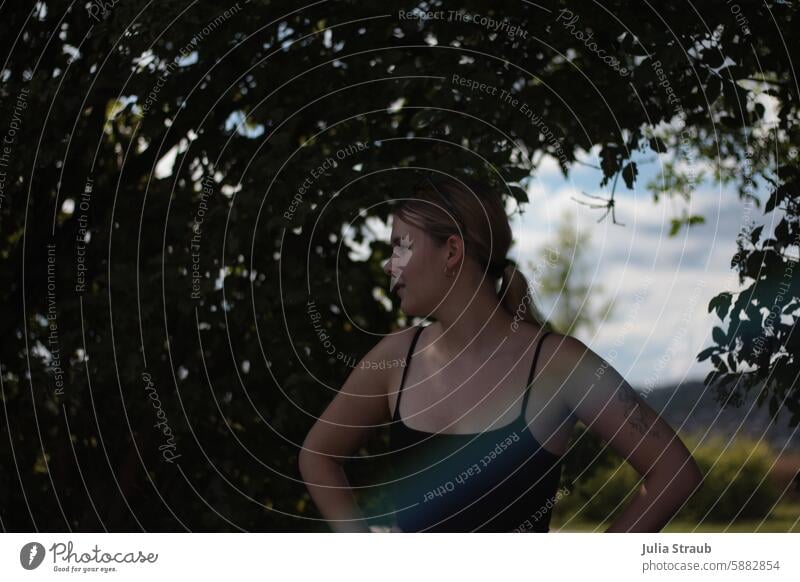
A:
[510,148,777,389]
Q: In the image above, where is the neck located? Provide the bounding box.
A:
[430,276,516,357]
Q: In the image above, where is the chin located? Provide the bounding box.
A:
[399,301,416,316]
[401,299,436,319]
[399,296,419,317]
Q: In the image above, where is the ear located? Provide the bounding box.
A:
[444,234,464,268]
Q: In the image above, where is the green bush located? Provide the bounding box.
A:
[555,433,781,524]
[556,459,641,522]
[675,434,781,522]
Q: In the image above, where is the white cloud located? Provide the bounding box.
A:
[510,178,764,386]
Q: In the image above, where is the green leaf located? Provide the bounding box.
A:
[708,291,732,320]
[712,326,727,345]
[648,137,666,154]
[764,184,789,213]
[669,213,706,236]
[776,219,789,241]
[621,162,638,189]
[697,346,716,361]
[507,184,529,205]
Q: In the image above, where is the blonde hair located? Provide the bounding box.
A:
[395,175,550,330]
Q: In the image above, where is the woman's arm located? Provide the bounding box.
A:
[555,336,704,532]
[298,332,403,532]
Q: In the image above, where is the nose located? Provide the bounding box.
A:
[383,252,404,291]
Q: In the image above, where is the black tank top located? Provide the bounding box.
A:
[388,325,563,532]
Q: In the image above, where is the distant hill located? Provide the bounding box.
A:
[639,379,800,453]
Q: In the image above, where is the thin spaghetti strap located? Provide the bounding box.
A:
[519,331,552,418]
[393,325,425,421]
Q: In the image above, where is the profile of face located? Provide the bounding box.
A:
[382,214,459,317]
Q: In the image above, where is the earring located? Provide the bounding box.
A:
[442,265,454,278]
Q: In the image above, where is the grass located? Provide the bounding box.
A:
[551,499,800,533]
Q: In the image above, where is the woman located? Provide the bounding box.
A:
[299,174,702,532]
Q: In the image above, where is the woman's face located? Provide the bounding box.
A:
[382,214,451,317]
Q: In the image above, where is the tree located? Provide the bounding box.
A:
[1,0,798,531]
[533,209,614,336]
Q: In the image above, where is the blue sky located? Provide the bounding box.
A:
[509,148,778,389]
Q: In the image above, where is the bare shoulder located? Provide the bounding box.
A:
[359,325,420,389]
[367,325,422,363]
[541,329,598,379]
[516,323,596,398]
[515,323,587,363]
[547,330,591,363]
[300,326,423,461]
[529,327,619,407]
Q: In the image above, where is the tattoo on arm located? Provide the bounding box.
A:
[616,383,663,438]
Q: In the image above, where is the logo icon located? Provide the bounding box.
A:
[388,234,413,291]
[20,542,46,570]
